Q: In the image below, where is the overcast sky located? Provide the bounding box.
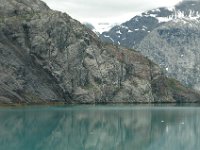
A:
[43,0,183,28]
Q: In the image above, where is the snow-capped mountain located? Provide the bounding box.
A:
[100,1,200,48]
[100,0,200,91]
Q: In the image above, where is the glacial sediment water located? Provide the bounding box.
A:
[0,104,200,150]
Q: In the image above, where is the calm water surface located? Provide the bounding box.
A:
[0,104,200,150]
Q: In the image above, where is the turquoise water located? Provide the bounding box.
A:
[0,105,200,150]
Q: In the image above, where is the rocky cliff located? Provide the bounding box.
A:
[0,0,199,104]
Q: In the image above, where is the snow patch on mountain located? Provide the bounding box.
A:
[157,16,173,23]
[116,30,122,34]
[140,6,200,24]
[103,35,110,38]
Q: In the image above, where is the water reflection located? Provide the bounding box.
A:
[0,105,200,150]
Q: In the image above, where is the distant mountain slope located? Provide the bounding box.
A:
[100,1,200,90]
[0,0,200,104]
[138,18,200,90]
[101,1,200,48]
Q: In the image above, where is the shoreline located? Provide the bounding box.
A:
[0,101,200,108]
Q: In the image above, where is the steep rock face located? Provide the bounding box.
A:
[0,0,199,104]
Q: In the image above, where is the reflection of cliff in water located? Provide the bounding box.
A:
[0,106,200,150]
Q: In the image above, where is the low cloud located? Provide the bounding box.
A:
[43,0,182,24]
